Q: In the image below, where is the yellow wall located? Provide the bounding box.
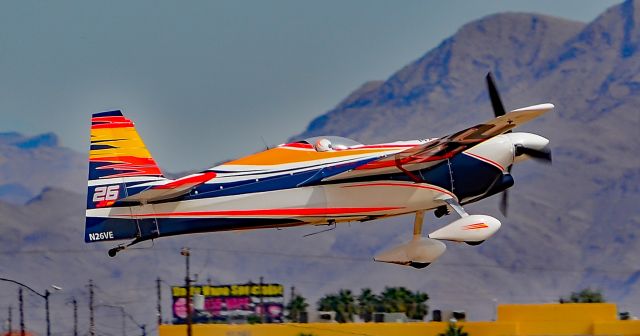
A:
[159,303,640,336]
[498,303,619,335]
[594,320,640,335]
[160,322,518,336]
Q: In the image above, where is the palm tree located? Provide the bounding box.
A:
[438,322,469,336]
[286,294,309,322]
[380,287,412,313]
[317,293,339,321]
[317,290,357,323]
[337,289,357,322]
[560,288,605,303]
[379,287,429,320]
[408,290,429,320]
[357,288,379,322]
[318,294,337,311]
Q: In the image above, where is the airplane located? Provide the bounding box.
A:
[85,73,553,268]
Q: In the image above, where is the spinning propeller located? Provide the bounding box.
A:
[485,73,552,216]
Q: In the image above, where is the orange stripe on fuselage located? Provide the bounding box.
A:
[223,147,401,166]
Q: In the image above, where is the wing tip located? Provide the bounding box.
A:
[510,103,554,113]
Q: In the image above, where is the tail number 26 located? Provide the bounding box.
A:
[93,185,120,202]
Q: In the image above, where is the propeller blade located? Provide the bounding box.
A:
[515,145,552,163]
[499,165,512,216]
[486,72,507,118]
[499,189,508,216]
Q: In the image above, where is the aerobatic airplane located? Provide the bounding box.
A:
[85,74,552,268]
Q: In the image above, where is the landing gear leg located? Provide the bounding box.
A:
[373,210,446,268]
[409,210,431,269]
[108,237,143,257]
[438,196,469,218]
[413,210,425,240]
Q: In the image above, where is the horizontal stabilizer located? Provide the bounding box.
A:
[121,172,216,203]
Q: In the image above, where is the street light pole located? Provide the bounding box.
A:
[0,278,58,336]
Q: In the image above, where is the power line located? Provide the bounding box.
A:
[2,246,639,277]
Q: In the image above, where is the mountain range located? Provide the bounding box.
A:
[1,1,639,334]
[0,132,85,204]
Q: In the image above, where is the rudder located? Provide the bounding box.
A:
[86,110,165,243]
[89,110,164,182]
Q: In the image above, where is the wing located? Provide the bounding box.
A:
[324,103,554,181]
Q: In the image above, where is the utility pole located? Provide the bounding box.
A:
[89,280,95,336]
[72,298,78,336]
[19,288,24,336]
[8,306,12,334]
[44,289,50,336]
[259,276,265,324]
[121,307,126,336]
[156,277,162,326]
[181,248,192,336]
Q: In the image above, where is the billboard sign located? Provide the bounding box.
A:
[171,283,284,323]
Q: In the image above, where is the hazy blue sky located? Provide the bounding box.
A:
[0,0,620,172]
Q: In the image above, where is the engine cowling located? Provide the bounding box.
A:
[428,214,501,243]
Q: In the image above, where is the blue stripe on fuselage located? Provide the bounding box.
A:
[109,152,507,208]
[84,216,304,242]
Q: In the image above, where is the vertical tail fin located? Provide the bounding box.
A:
[86,110,164,243]
[89,110,164,181]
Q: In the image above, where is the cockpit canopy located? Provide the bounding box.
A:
[299,136,363,152]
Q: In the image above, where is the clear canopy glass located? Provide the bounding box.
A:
[301,136,363,150]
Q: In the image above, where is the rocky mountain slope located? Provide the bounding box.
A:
[0,132,85,204]
[1,1,640,334]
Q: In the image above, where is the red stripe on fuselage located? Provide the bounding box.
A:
[154,172,216,189]
[342,182,455,198]
[464,152,505,171]
[281,142,314,149]
[130,206,403,218]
